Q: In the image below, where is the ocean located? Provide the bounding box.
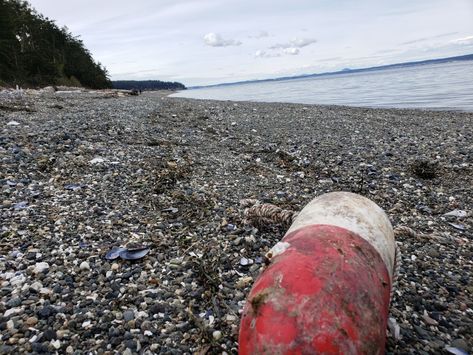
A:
[171,60,473,112]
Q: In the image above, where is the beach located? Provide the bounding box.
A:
[1,90,472,354]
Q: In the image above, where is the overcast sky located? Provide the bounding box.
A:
[28,0,473,86]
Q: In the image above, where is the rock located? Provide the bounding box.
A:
[39,287,52,295]
[6,319,15,330]
[25,317,38,326]
[226,314,237,323]
[30,281,43,292]
[37,305,56,318]
[89,157,105,164]
[150,344,159,351]
[66,345,74,354]
[33,262,49,274]
[239,257,254,266]
[9,274,26,287]
[4,307,22,318]
[79,261,90,271]
[212,330,222,341]
[123,309,135,322]
[6,297,21,308]
[422,310,438,326]
[42,328,57,341]
[31,343,49,353]
[51,339,61,350]
[414,325,429,338]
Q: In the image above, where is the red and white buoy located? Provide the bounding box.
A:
[239,192,396,354]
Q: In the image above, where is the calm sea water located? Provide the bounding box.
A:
[172,60,473,111]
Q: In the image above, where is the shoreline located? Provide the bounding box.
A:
[1,91,472,353]
[169,90,473,114]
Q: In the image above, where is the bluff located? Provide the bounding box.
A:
[0,0,111,89]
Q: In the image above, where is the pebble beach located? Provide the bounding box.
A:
[1,89,472,354]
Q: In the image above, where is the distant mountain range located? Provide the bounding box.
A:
[191,53,473,89]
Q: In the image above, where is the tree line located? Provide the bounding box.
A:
[112,80,186,91]
[0,0,111,88]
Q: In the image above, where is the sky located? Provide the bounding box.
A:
[28,0,473,86]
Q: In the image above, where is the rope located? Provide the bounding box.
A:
[240,199,298,227]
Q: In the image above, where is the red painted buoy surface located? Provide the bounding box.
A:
[239,192,396,354]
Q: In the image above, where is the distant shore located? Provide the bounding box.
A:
[1,90,472,353]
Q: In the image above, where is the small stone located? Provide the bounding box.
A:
[30,281,43,292]
[123,309,135,322]
[226,314,237,322]
[114,311,123,320]
[79,261,90,271]
[25,317,38,326]
[39,287,52,295]
[239,257,254,266]
[33,262,49,274]
[42,329,57,341]
[37,305,56,318]
[4,307,22,317]
[233,237,242,246]
[150,344,159,351]
[9,275,26,287]
[136,311,148,319]
[6,297,21,308]
[422,310,438,326]
[212,330,222,341]
[31,343,49,353]
[6,319,15,330]
[66,345,74,354]
[56,330,66,339]
[90,157,105,164]
[414,325,429,338]
[51,339,61,350]
[111,263,119,271]
[123,349,133,355]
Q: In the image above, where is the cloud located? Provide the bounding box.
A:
[249,30,269,39]
[255,50,280,58]
[283,47,300,55]
[400,32,459,45]
[270,37,317,49]
[451,35,473,45]
[203,32,241,47]
[255,47,301,58]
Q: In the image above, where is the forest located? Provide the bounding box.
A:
[112,80,186,91]
[0,0,111,89]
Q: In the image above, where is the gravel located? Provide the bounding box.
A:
[1,89,472,354]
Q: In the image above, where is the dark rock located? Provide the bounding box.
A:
[37,306,57,319]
